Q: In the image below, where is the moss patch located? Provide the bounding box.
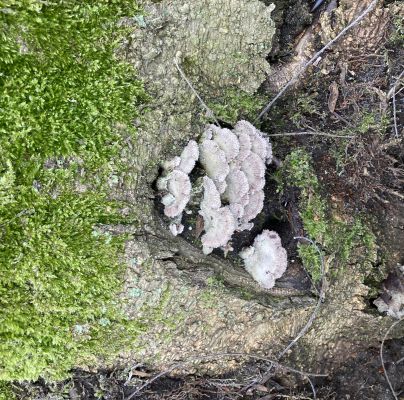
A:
[0,1,147,382]
[277,149,376,283]
[207,88,266,125]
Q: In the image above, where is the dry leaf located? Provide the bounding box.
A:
[328,81,339,113]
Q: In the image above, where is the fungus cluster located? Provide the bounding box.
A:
[157,120,287,288]
[240,230,287,289]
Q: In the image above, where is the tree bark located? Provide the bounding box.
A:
[99,0,404,377]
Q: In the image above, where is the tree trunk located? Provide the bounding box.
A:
[99,0,404,378]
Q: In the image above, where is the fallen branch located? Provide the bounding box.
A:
[256,0,378,121]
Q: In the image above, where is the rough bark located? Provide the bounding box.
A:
[97,0,403,377]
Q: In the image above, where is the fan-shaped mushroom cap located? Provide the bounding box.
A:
[234,131,251,164]
[200,176,221,211]
[162,170,191,218]
[265,141,273,164]
[162,156,181,172]
[240,230,287,289]
[178,140,199,174]
[235,120,272,163]
[229,203,244,219]
[199,139,229,184]
[241,153,265,191]
[223,168,249,204]
[169,222,184,236]
[215,180,227,194]
[212,128,240,162]
[241,189,264,223]
[200,205,236,255]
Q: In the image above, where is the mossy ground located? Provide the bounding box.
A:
[275,148,377,284]
[0,0,147,386]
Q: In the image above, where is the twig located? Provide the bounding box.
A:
[380,318,404,400]
[395,356,404,365]
[124,352,327,399]
[386,69,404,138]
[266,131,354,139]
[173,58,220,126]
[280,237,325,357]
[256,0,378,121]
[258,237,325,393]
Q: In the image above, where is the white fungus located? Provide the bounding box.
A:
[240,230,288,289]
[156,121,284,274]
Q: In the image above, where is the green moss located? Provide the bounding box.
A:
[0,1,147,382]
[0,382,15,400]
[207,88,266,125]
[278,149,376,283]
[389,15,404,46]
[290,92,322,127]
[200,290,219,309]
[206,275,225,288]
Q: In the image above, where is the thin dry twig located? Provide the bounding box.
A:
[266,131,354,139]
[380,318,404,400]
[256,0,378,121]
[387,69,404,138]
[124,352,327,399]
[257,237,326,396]
[279,237,325,358]
[173,58,220,126]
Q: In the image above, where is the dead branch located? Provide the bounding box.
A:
[256,0,378,121]
[386,69,404,138]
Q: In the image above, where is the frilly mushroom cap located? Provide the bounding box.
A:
[199,139,229,184]
[223,168,249,204]
[215,179,227,194]
[212,128,240,162]
[200,205,236,255]
[200,176,221,211]
[229,203,244,219]
[240,230,287,289]
[169,222,184,236]
[235,120,272,163]
[241,152,265,191]
[233,131,251,164]
[162,170,191,218]
[157,120,274,249]
[265,141,273,165]
[241,189,264,223]
[178,140,199,174]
